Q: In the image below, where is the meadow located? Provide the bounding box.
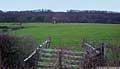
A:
[1,23,120,60]
[4,23,118,48]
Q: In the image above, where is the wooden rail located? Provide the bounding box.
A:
[24,37,51,62]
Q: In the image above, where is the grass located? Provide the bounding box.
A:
[5,23,118,47]
[1,23,120,59]
[1,23,120,47]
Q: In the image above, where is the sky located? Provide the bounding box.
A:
[0,0,120,12]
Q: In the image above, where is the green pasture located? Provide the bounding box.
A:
[1,23,120,59]
[5,23,119,47]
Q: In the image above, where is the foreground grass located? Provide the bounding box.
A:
[8,23,119,48]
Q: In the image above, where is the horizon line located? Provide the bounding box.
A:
[1,9,120,13]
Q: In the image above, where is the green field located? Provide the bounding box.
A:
[1,23,120,48]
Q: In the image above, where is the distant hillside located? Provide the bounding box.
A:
[0,10,120,24]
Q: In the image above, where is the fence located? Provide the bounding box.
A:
[23,38,109,69]
[23,37,84,69]
[23,37,51,69]
[38,48,84,69]
[82,40,107,69]
[1,37,119,69]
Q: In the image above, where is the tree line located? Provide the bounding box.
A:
[0,9,120,24]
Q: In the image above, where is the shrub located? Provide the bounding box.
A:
[0,34,38,69]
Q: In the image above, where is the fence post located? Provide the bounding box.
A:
[47,37,51,48]
[0,50,1,69]
[58,49,63,69]
[101,43,106,65]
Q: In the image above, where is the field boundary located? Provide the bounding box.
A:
[23,38,117,69]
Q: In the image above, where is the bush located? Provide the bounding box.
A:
[0,34,38,69]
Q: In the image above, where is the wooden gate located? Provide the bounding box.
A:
[37,48,84,69]
[24,38,106,69]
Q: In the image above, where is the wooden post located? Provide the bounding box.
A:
[0,50,1,69]
[101,43,106,64]
[58,49,63,69]
[47,37,51,48]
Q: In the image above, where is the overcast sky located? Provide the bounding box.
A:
[0,0,120,12]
